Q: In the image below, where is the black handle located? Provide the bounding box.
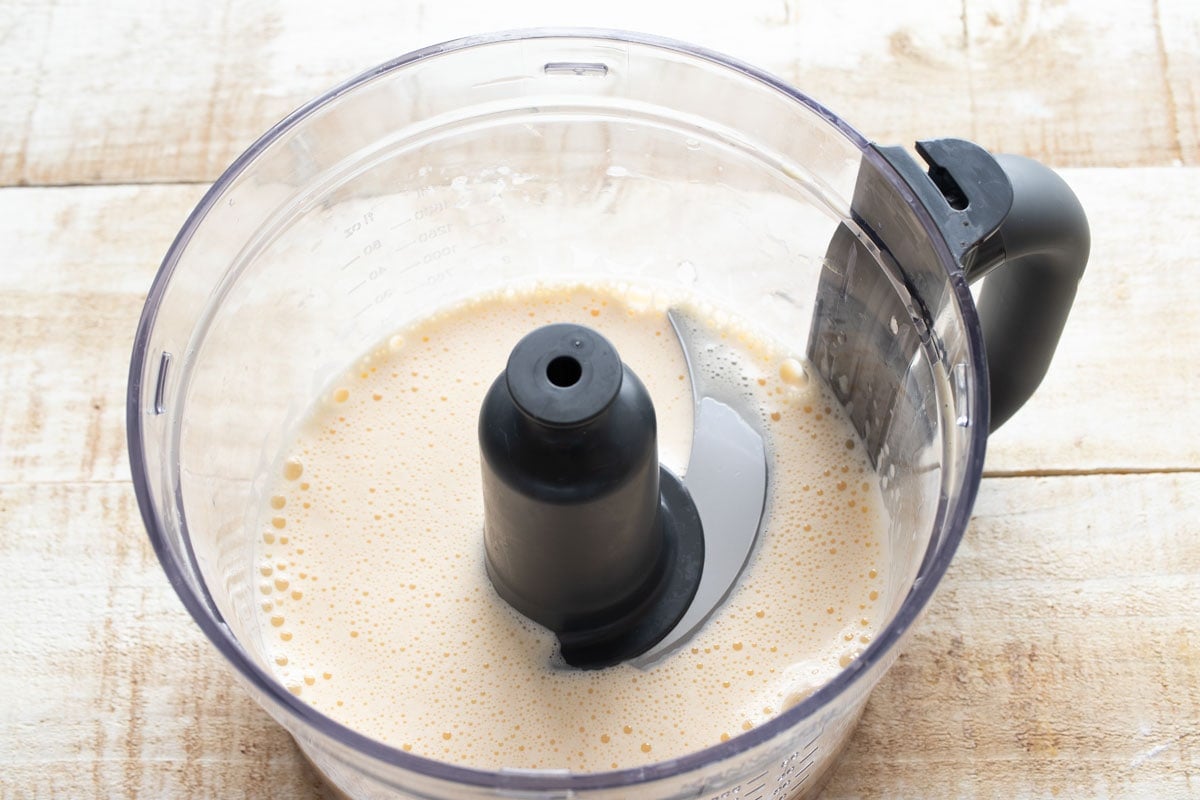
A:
[970,154,1090,429]
[876,140,1090,431]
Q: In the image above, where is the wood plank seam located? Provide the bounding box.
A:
[984,466,1200,478]
[1151,0,1187,163]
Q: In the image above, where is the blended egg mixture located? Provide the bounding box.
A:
[253,283,887,771]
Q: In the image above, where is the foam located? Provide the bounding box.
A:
[253,283,886,771]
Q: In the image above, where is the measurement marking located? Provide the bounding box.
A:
[394,239,416,252]
[744,769,769,797]
[469,241,490,251]
[309,240,321,253]
[349,279,368,294]
[390,217,413,229]
[354,304,373,320]
[341,255,360,271]
[468,217,503,228]
[792,747,819,781]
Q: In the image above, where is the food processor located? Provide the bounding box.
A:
[127,30,1089,800]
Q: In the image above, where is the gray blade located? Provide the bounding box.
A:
[633,309,768,666]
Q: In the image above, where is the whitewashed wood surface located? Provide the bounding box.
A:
[2,1,1198,798]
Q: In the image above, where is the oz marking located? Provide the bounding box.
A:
[421,245,457,264]
[343,212,375,238]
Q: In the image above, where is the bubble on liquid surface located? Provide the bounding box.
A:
[253,282,887,772]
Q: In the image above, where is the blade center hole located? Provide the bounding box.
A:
[547,356,582,388]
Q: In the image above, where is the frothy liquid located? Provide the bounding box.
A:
[254,284,886,771]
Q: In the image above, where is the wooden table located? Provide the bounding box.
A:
[2,1,1197,797]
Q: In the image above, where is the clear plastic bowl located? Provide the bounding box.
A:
[128,30,984,800]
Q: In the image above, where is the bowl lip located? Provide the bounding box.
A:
[127,26,987,793]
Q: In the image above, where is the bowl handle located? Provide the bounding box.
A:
[877,139,1091,431]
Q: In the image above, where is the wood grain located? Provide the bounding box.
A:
[1,0,1197,188]
[0,184,205,486]
[1,473,1193,798]
[2,1,1199,797]
[1,170,1197,797]
[0,481,333,799]
[983,167,1200,474]
[2,170,1195,491]
[827,471,1200,798]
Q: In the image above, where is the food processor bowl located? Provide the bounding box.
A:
[128,30,1086,800]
